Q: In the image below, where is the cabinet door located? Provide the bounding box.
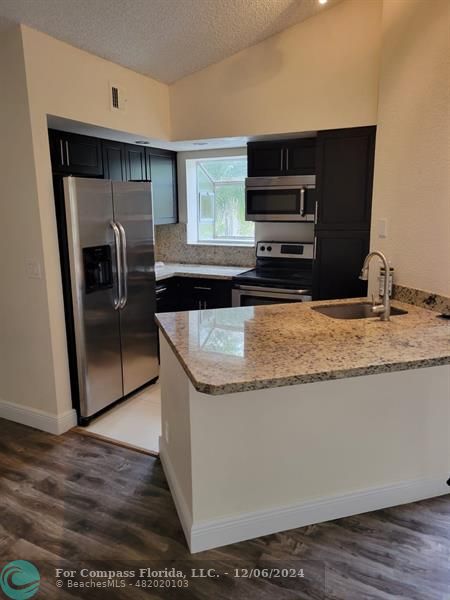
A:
[313,230,369,300]
[147,149,178,225]
[176,278,232,310]
[210,280,232,308]
[315,126,376,231]
[247,142,284,177]
[125,144,146,181]
[49,130,103,176]
[102,141,125,181]
[284,139,316,175]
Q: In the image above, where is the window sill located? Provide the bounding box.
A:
[187,241,255,249]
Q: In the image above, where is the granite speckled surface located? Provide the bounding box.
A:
[156,298,450,395]
[392,284,450,314]
[155,262,247,281]
[154,223,255,267]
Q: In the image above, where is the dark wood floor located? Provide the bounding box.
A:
[0,418,448,599]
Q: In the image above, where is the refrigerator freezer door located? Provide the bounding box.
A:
[64,177,124,417]
[112,181,159,394]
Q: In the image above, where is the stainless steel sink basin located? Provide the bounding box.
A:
[312,302,408,320]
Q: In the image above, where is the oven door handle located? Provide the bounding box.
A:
[235,284,311,295]
[245,185,315,191]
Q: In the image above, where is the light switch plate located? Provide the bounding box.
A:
[26,259,42,279]
[377,218,388,238]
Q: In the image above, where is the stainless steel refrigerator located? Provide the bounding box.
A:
[63,176,159,420]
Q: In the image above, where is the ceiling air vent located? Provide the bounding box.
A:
[110,83,127,112]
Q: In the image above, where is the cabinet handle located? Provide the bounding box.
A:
[194,286,212,291]
[285,148,289,171]
[60,140,65,166]
[314,201,319,225]
[280,149,284,171]
[314,236,317,259]
[65,141,70,166]
[156,287,167,295]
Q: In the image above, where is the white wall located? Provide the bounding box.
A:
[370,0,450,296]
[170,0,382,140]
[0,28,61,418]
[0,24,171,425]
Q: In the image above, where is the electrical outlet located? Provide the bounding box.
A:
[26,259,42,279]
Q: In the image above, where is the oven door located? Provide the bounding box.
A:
[232,285,312,307]
[245,185,315,222]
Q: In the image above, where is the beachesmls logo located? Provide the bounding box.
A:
[0,561,40,599]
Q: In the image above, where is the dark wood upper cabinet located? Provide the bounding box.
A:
[284,139,316,175]
[125,144,146,181]
[146,147,178,225]
[102,140,126,181]
[49,130,103,176]
[247,142,284,176]
[247,138,316,177]
[315,126,376,231]
[313,230,369,300]
[49,129,179,227]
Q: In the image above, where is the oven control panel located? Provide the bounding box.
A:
[256,241,314,260]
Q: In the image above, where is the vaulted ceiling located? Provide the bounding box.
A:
[0,0,340,83]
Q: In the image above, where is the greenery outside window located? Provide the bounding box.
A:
[186,155,254,246]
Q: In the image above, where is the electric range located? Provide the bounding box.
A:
[232,241,313,307]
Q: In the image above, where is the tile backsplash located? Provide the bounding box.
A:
[155,224,255,267]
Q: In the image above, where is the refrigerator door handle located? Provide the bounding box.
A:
[117,221,128,309]
[110,221,122,310]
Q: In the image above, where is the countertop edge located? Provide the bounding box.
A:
[156,271,238,281]
[155,313,450,396]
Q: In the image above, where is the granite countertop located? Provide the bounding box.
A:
[155,298,450,395]
[155,262,248,282]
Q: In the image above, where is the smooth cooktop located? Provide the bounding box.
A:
[233,267,313,289]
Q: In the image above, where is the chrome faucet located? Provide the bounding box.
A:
[359,251,391,321]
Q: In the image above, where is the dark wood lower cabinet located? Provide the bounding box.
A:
[156,277,232,313]
[156,279,177,313]
[177,277,232,310]
[313,230,369,300]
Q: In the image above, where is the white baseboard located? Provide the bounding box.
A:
[159,436,193,546]
[161,461,448,552]
[0,398,77,435]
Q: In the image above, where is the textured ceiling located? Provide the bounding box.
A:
[0,0,340,83]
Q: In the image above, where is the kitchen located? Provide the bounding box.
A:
[0,0,448,597]
[48,125,376,451]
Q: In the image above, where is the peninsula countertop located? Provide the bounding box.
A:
[155,262,249,282]
[155,298,450,395]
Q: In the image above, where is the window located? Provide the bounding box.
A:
[186,155,254,246]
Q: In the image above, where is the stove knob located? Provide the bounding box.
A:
[260,246,265,251]
[267,246,272,252]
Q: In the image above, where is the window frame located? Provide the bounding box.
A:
[186,154,254,247]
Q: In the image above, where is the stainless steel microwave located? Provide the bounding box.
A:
[245,175,316,222]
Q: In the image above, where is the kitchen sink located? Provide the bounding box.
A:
[312,302,408,320]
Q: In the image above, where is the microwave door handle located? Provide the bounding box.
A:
[299,187,305,216]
